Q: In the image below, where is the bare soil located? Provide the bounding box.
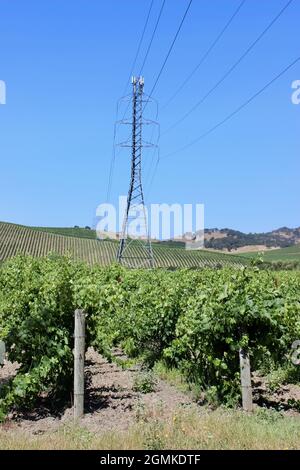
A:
[0,360,20,386]
[0,348,194,435]
[206,245,280,254]
[252,375,300,416]
[1,349,300,438]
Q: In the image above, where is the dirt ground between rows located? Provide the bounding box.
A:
[0,347,300,437]
[0,348,195,435]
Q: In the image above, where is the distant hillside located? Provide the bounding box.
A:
[240,244,300,263]
[0,222,247,269]
[29,225,300,252]
[6,223,300,254]
[32,225,97,240]
[204,227,300,252]
[31,226,186,247]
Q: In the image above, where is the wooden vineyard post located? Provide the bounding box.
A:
[74,309,85,420]
[239,347,253,412]
[0,340,5,366]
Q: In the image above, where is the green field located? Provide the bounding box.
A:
[32,226,186,248]
[0,221,247,269]
[31,226,97,239]
[240,245,300,262]
[24,225,300,263]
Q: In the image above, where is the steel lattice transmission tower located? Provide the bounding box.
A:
[117,76,155,268]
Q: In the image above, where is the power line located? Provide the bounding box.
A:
[122,0,155,97]
[122,0,193,122]
[142,0,193,192]
[146,0,194,105]
[143,133,160,197]
[162,55,300,160]
[161,0,246,110]
[106,123,118,203]
[139,0,166,76]
[145,155,160,200]
[120,0,166,124]
[106,0,155,203]
[163,0,294,135]
[145,54,300,198]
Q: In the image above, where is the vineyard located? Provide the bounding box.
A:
[0,222,247,269]
[0,255,300,421]
[31,226,98,240]
[240,245,300,263]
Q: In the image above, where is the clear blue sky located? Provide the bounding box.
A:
[0,0,299,233]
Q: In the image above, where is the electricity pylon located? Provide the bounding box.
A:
[117,76,155,268]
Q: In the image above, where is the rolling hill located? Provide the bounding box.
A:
[240,244,300,263]
[31,225,97,239]
[28,225,300,253]
[0,221,247,269]
[204,227,300,252]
